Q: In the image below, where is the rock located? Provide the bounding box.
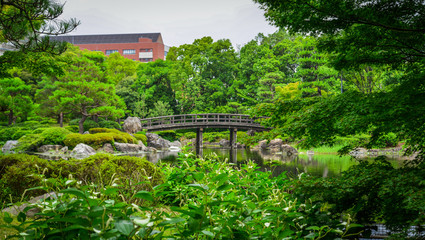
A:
[114,142,147,153]
[219,139,230,147]
[282,144,298,155]
[258,140,268,150]
[349,147,368,158]
[38,145,62,153]
[2,140,19,154]
[247,130,256,136]
[83,131,90,134]
[98,143,114,153]
[70,143,96,159]
[146,133,171,149]
[269,139,284,150]
[170,141,182,148]
[236,143,245,149]
[60,146,68,153]
[2,192,58,217]
[122,117,142,134]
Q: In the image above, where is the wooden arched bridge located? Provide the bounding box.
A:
[139,114,269,149]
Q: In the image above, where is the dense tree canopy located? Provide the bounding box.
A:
[0,0,79,55]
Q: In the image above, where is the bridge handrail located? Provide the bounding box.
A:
[139,113,267,129]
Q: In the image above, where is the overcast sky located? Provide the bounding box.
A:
[58,0,278,48]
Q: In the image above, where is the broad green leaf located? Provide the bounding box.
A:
[202,230,214,237]
[134,191,154,201]
[60,188,87,199]
[115,220,134,236]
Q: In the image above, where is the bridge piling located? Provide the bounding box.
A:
[196,128,203,154]
[230,128,237,149]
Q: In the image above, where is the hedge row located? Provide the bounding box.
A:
[0,154,164,203]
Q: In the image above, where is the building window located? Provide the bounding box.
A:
[140,48,153,52]
[105,50,118,55]
[123,49,136,55]
[139,58,153,62]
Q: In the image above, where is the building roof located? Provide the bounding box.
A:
[51,33,162,44]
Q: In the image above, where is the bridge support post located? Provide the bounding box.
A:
[230,128,237,149]
[196,128,203,155]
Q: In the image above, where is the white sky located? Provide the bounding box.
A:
[58,0,278,48]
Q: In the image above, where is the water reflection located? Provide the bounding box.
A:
[34,147,406,178]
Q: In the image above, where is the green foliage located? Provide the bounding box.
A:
[293,157,425,233]
[64,133,114,149]
[133,134,147,145]
[15,134,44,152]
[64,125,78,133]
[1,152,361,239]
[64,129,137,149]
[99,119,121,130]
[0,153,163,204]
[40,127,72,145]
[10,129,31,140]
[156,130,177,142]
[0,127,20,141]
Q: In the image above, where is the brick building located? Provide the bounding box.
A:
[51,33,169,62]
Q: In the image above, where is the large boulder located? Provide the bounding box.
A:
[146,133,171,149]
[2,140,19,154]
[269,139,284,151]
[122,117,142,134]
[70,143,96,159]
[170,141,182,149]
[98,143,114,153]
[115,142,147,153]
[219,139,230,147]
[259,140,268,150]
[38,145,62,153]
[282,144,298,155]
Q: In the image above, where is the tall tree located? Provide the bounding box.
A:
[0,0,79,55]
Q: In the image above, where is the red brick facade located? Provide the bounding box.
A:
[51,33,167,62]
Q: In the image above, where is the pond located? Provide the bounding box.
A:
[121,147,407,177]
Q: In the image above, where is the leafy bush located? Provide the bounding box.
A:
[64,133,114,149]
[10,129,32,140]
[32,128,48,134]
[133,133,147,145]
[69,119,99,132]
[157,130,177,142]
[98,120,121,130]
[64,129,137,149]
[40,127,72,145]
[16,134,45,152]
[0,127,21,141]
[293,157,425,233]
[89,128,137,144]
[64,125,79,133]
[0,153,163,203]
[1,152,361,239]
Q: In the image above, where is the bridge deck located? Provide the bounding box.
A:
[140,113,268,132]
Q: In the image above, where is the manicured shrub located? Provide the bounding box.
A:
[0,154,164,203]
[32,128,48,134]
[89,128,137,144]
[99,120,121,130]
[0,127,21,141]
[64,133,114,149]
[11,129,32,140]
[69,119,100,132]
[133,133,147,145]
[157,130,177,142]
[16,134,45,152]
[40,127,72,145]
[64,125,79,133]
[0,154,51,202]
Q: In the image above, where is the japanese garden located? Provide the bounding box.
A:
[0,0,424,239]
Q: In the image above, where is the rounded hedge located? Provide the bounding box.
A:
[40,127,72,145]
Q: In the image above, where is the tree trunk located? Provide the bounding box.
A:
[79,115,87,134]
[59,112,64,127]
[8,109,13,125]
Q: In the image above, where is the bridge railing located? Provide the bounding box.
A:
[139,114,264,129]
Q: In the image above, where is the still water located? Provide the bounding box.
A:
[129,147,406,178]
